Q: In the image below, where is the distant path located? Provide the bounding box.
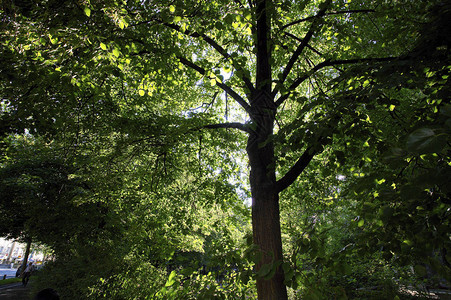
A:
[0,283,21,290]
[0,283,31,299]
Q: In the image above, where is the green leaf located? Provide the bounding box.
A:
[264,260,281,280]
[84,7,91,17]
[358,219,364,227]
[118,20,125,30]
[100,43,107,50]
[138,90,145,96]
[165,270,177,287]
[169,5,175,13]
[403,239,413,246]
[406,128,446,153]
[257,263,272,278]
[112,48,120,57]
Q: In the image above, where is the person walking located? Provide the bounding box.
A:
[21,262,33,286]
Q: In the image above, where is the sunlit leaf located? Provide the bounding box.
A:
[84,7,91,17]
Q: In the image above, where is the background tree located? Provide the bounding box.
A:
[277,3,451,296]
[345,3,451,288]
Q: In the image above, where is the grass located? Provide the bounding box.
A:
[0,278,21,285]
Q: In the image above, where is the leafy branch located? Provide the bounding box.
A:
[150,18,255,93]
[274,0,332,95]
[275,56,397,107]
[177,56,252,114]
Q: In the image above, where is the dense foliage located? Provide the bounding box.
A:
[0,0,449,299]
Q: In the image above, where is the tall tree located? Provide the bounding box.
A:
[1,0,445,298]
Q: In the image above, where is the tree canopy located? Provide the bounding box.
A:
[0,0,450,299]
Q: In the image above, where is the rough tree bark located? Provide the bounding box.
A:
[248,0,288,298]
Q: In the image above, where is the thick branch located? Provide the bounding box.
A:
[276,108,345,193]
[275,1,331,95]
[276,147,316,193]
[280,9,375,31]
[255,0,272,93]
[178,56,252,114]
[275,56,397,107]
[203,122,251,133]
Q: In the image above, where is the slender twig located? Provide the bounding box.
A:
[275,56,397,107]
[284,32,324,57]
[280,9,375,31]
[367,14,384,38]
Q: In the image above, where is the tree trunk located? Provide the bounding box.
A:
[20,239,32,272]
[247,95,287,299]
[248,1,288,298]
